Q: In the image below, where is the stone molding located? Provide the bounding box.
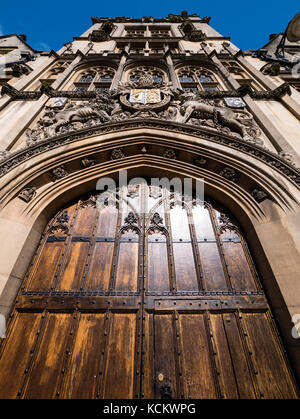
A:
[0,119,299,187]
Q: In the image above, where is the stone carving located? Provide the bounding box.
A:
[251,188,268,203]
[176,92,261,140]
[193,156,207,166]
[81,158,96,168]
[18,187,37,202]
[0,150,10,161]
[11,63,31,77]
[279,151,294,165]
[89,29,110,42]
[48,210,70,235]
[51,165,68,181]
[1,119,299,187]
[163,148,177,159]
[260,62,281,76]
[187,30,207,42]
[111,148,125,160]
[26,92,115,141]
[219,167,238,182]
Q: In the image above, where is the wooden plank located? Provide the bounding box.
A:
[179,314,217,398]
[84,242,114,290]
[96,206,118,237]
[26,242,64,291]
[61,313,105,398]
[0,313,41,398]
[58,242,90,291]
[170,207,191,240]
[210,314,238,398]
[243,312,298,398]
[148,238,170,292]
[143,312,154,399]
[115,243,138,291]
[222,312,256,398]
[72,206,97,236]
[154,314,178,399]
[173,243,198,291]
[223,242,257,291]
[198,242,227,291]
[23,313,73,398]
[192,206,216,241]
[102,313,136,398]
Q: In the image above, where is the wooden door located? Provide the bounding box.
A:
[0,184,298,399]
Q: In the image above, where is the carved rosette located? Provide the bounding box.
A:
[163,148,177,159]
[111,148,125,160]
[51,166,69,181]
[219,167,238,182]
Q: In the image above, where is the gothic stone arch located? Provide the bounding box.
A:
[0,126,300,396]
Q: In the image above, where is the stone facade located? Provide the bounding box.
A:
[0,11,300,382]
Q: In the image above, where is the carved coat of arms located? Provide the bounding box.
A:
[129,88,161,104]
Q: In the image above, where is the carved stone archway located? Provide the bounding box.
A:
[0,126,300,385]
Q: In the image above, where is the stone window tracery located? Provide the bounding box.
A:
[177,67,220,92]
[127,66,166,84]
[125,27,145,37]
[221,60,261,90]
[73,67,116,92]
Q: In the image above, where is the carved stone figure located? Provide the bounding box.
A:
[81,158,96,168]
[178,93,260,140]
[193,156,207,166]
[42,101,111,136]
[18,187,37,203]
[279,151,294,165]
[251,188,268,203]
[48,210,70,234]
[260,62,281,76]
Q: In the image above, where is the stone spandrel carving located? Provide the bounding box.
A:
[25,75,263,146]
[175,92,262,142]
[26,91,118,142]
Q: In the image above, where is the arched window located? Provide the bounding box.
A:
[127,66,165,84]
[177,67,220,92]
[73,67,115,92]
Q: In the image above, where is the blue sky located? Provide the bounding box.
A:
[0,1,299,51]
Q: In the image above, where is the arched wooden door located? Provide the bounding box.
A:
[0,184,298,399]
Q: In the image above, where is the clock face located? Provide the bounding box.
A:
[223,97,246,108]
